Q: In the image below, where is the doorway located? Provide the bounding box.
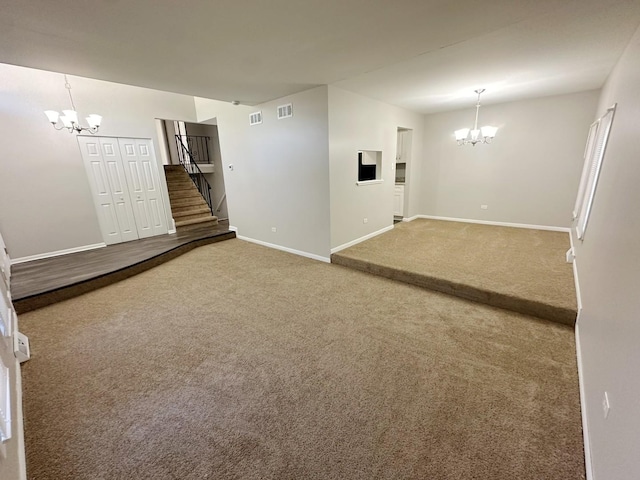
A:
[394,128,412,220]
[159,120,228,221]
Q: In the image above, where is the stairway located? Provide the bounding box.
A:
[164,165,218,228]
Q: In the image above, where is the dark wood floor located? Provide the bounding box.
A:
[12,222,234,313]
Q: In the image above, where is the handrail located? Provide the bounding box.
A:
[174,136,214,215]
[176,135,211,163]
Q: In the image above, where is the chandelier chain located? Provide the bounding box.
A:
[63,74,77,111]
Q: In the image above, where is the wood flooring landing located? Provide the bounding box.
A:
[11,222,235,313]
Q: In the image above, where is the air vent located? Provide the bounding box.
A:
[277,103,293,120]
[249,111,263,126]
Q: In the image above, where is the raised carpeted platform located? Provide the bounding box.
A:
[331,219,577,326]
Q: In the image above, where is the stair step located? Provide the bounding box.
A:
[175,215,218,228]
[175,211,215,222]
[165,174,190,182]
[166,180,195,188]
[172,205,211,218]
[169,189,203,199]
[169,196,208,208]
[164,169,189,176]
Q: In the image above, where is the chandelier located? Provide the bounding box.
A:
[454,89,497,146]
[44,75,102,134]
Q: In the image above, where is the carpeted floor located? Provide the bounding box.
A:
[332,219,577,325]
[19,239,585,479]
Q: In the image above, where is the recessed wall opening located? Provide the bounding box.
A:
[357,150,382,184]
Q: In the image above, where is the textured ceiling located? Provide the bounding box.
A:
[1,0,639,113]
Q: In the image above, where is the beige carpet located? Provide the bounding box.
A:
[332,219,578,325]
[19,239,584,479]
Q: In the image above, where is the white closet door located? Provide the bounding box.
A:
[98,138,139,242]
[77,137,138,245]
[118,138,168,238]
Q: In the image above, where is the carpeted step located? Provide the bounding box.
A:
[167,180,197,190]
[172,205,211,218]
[175,211,216,223]
[330,219,578,327]
[164,164,214,228]
[169,189,203,200]
[169,196,209,208]
[165,176,188,182]
[175,215,218,228]
[331,254,576,326]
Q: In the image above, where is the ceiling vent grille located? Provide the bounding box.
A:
[277,103,293,120]
[249,111,263,126]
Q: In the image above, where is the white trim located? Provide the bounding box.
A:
[11,243,106,265]
[168,218,176,234]
[331,225,394,254]
[569,232,583,313]
[228,225,238,232]
[236,235,330,263]
[403,215,570,232]
[167,228,177,235]
[356,180,383,186]
[575,322,594,480]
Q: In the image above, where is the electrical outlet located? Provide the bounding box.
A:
[602,392,610,419]
[271,227,277,233]
[480,204,488,210]
[363,218,368,224]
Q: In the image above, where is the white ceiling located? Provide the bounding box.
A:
[1,0,639,113]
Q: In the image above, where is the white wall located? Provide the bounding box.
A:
[184,123,228,220]
[328,86,424,250]
[195,86,332,259]
[572,24,640,480]
[0,63,198,259]
[418,91,599,228]
[162,120,181,166]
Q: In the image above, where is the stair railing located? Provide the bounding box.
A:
[176,135,211,163]
[174,135,214,215]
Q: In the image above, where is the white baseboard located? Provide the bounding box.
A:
[404,214,570,232]
[575,322,594,480]
[236,235,330,263]
[228,225,238,232]
[330,225,394,254]
[11,242,106,265]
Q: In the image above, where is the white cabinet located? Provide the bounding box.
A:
[393,184,405,217]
